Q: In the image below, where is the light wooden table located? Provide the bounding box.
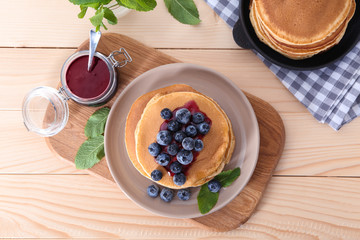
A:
[1,0,360,238]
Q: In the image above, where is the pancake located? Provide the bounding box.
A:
[250,0,355,59]
[253,1,349,50]
[254,0,353,45]
[249,0,356,59]
[136,92,231,189]
[125,84,235,189]
[125,84,194,178]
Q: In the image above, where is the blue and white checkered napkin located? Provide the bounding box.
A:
[205,0,360,130]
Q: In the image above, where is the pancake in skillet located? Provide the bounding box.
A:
[249,0,356,59]
[254,0,353,44]
[250,0,356,59]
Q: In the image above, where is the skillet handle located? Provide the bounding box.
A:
[232,13,253,49]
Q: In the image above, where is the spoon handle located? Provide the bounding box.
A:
[88,29,102,71]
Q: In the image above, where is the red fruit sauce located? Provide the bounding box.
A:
[66,56,110,99]
[158,100,212,176]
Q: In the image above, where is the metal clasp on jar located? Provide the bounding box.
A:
[58,87,70,101]
[108,48,132,68]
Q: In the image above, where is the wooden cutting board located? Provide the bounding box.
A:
[45,33,285,232]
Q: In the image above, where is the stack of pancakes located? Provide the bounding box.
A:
[125,84,235,189]
[249,0,356,59]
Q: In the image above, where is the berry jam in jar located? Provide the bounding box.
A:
[65,55,110,99]
[22,49,132,137]
[60,49,131,106]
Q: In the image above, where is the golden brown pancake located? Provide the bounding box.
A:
[250,0,355,59]
[249,0,356,59]
[254,0,353,44]
[135,92,231,189]
[125,84,235,189]
[125,84,193,178]
[253,1,348,50]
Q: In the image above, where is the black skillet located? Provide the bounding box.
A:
[233,0,360,70]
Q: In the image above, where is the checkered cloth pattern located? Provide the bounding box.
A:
[204,0,360,130]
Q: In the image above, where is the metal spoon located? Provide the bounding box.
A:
[88,29,102,71]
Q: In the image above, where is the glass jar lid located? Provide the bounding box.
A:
[22,86,69,137]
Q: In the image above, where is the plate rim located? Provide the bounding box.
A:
[104,62,260,218]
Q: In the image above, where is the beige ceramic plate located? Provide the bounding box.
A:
[105,63,260,219]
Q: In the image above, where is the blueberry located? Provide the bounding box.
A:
[194,139,204,152]
[177,188,191,201]
[208,179,221,193]
[198,122,210,135]
[174,131,186,143]
[156,130,172,146]
[167,143,179,156]
[167,120,180,132]
[160,108,172,120]
[151,169,163,181]
[147,184,159,198]
[173,173,186,186]
[156,153,171,166]
[160,188,174,202]
[175,108,191,124]
[176,149,193,165]
[192,112,205,124]
[185,125,197,137]
[169,161,182,174]
[182,137,195,151]
[148,142,161,157]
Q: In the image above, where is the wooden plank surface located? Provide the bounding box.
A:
[0,111,81,174]
[0,0,235,48]
[0,48,289,110]
[0,175,359,238]
[1,0,360,237]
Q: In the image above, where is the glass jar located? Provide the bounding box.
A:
[22,48,132,137]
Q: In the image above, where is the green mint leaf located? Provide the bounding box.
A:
[84,107,110,138]
[75,135,105,169]
[214,167,241,188]
[69,0,111,5]
[96,25,101,32]
[116,0,156,12]
[103,7,118,25]
[90,9,105,28]
[78,6,88,18]
[164,0,201,25]
[82,2,101,9]
[197,184,219,214]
